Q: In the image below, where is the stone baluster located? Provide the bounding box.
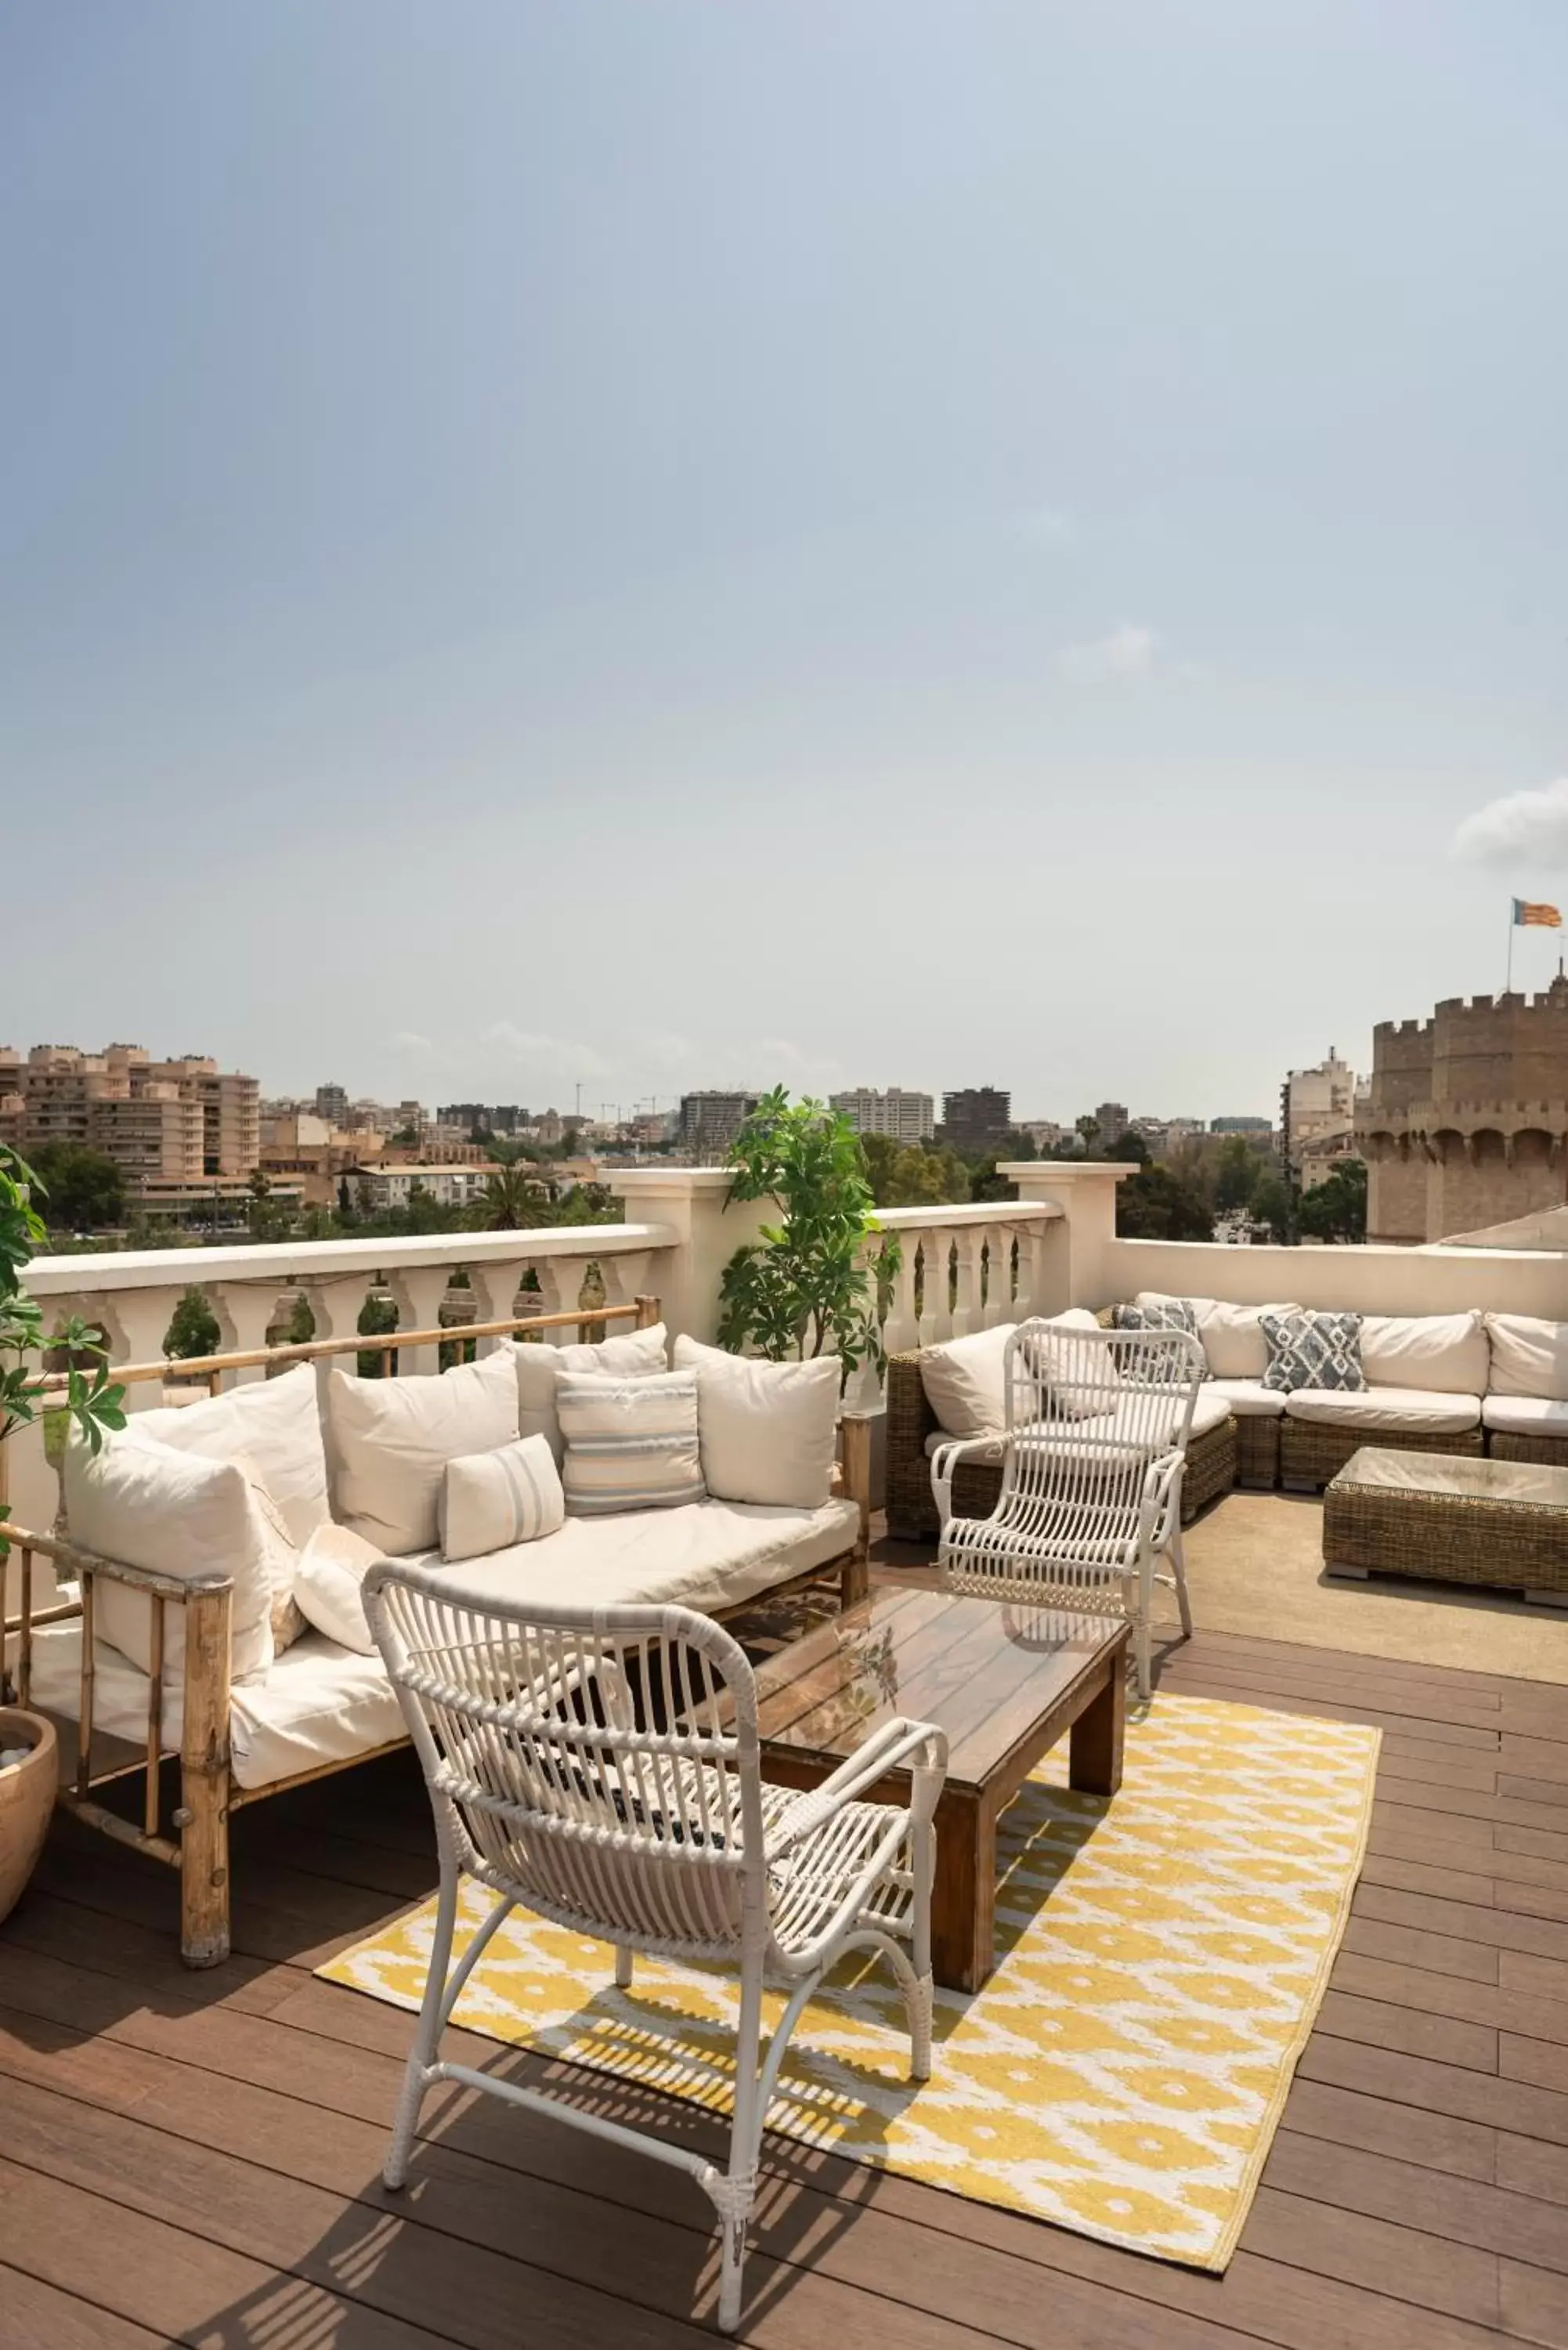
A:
[916,1231,948,1350]
[466,1257,530,1354]
[299,1274,376,1412]
[950,1227,981,1338]
[538,1256,589,1337]
[984,1227,1017,1325]
[387,1265,452,1378]
[881,1231,919,1359]
[96,1285,188,1413]
[596,1249,653,1319]
[211,1282,284,1386]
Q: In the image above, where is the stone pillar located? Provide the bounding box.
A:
[96,1285,189,1412]
[211,1282,284,1385]
[997,1163,1134,1312]
[609,1170,776,1345]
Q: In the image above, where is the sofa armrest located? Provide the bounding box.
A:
[839,1413,874,1549]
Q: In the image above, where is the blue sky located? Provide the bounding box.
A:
[5,2,1566,1122]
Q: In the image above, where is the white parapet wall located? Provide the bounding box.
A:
[1000,1160,1563,1320]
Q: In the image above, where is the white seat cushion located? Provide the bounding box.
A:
[924,1430,1004,1462]
[130,1364,330,1548]
[1283,1385,1481,1434]
[1481,1394,1568,1437]
[1485,1314,1568,1402]
[325,1350,520,1554]
[1205,1378,1287,1419]
[514,1323,670,1463]
[673,1336,840,1508]
[1187,1388,1234,1441]
[23,1618,406,1793]
[1359,1312,1489,1396]
[427,1495,862,1623]
[923,1386,1225,1455]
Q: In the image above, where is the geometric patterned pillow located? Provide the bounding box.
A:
[1259,1309,1365,1394]
[1111,1298,1206,1379]
[1111,1299,1198,1336]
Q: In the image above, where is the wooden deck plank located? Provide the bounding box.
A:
[7,1561,1568,2348]
[0,2259,174,2350]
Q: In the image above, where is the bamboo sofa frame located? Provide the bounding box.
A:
[3,1296,873,1968]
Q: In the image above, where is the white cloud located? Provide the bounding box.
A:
[1053,622,1162,682]
[1452,776,1568,868]
[388,1030,434,1056]
[480,1022,611,1081]
[1014,504,1075,545]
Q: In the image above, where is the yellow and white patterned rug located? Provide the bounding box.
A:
[320,1694,1378,2270]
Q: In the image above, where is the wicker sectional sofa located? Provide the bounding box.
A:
[886,1303,1568,1542]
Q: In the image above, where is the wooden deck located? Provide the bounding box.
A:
[2,1542,1567,2349]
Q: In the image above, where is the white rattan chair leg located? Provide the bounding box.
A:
[910,1814,935,2078]
[1171,1527,1194,1638]
[717,1958,767,2334]
[615,1944,634,1989]
[385,1860,459,2190]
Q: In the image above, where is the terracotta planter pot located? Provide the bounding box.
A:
[0,1707,56,1926]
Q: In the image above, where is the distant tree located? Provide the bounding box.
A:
[1297,1159,1367,1245]
[1115,1166,1214,1242]
[1249,1173,1296,1243]
[27,1142,125,1233]
[164,1285,220,1359]
[357,1289,400,1378]
[390,1124,420,1146]
[246,1165,293,1243]
[1106,1130,1151,1166]
[1075,1115,1101,1156]
[860,1134,970,1208]
[1214,1133,1263,1216]
[1007,1129,1039,1162]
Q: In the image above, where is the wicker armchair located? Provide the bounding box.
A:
[366,1564,947,2335]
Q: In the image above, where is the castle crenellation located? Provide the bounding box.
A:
[1358,974,1568,1242]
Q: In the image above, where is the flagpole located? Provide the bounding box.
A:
[1508,900,1515,996]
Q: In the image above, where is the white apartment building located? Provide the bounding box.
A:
[830,1086,935,1142]
[350,1163,497,1210]
[1281,1047,1364,1177]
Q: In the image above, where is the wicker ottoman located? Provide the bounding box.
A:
[1281,1417,1483,1493]
[1324,1445,1568,1604]
[1489,1429,1568,1470]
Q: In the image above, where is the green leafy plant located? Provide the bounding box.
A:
[1,1142,126,1556]
[717,1089,898,1380]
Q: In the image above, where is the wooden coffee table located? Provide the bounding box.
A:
[753,1587,1129,1994]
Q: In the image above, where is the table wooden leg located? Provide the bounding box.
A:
[1068,1661,1125,1798]
[930,1786,995,1994]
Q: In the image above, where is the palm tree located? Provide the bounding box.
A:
[474,1159,549,1231]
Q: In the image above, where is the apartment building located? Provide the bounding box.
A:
[939,1086,1012,1147]
[677,1090,762,1153]
[0,1043,259,1197]
[829,1086,935,1142]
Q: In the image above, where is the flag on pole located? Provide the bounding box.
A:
[1512,898,1563,928]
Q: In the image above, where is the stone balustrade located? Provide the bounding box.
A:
[869,1202,1064,1357]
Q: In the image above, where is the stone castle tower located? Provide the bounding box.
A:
[1357,974,1568,1242]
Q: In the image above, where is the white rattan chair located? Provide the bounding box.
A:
[932,1321,1203,1697]
[364,1561,948,2334]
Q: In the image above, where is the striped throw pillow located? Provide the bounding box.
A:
[439,1434,565,1563]
[556,1368,706,1517]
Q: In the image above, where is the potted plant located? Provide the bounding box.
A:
[717,1090,898,1380]
[0,1142,125,1923]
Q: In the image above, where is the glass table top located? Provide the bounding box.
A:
[1335,1445,1568,1506]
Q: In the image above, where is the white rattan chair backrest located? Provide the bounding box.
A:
[1000,1321,1203,1521]
[366,1564,768,1955]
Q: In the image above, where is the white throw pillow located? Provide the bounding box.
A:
[1360,1311,1488,1397]
[293,1522,386,1655]
[63,1426,274,1687]
[1194,1302,1299,1382]
[1024,1308,1125,1421]
[1485,1313,1568,1402]
[673,1336,840,1509]
[325,1349,519,1555]
[131,1364,329,1549]
[440,1434,565,1562]
[514,1322,669,1463]
[231,1448,309,1653]
[557,1368,706,1516]
[918,1322,1017,1438]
